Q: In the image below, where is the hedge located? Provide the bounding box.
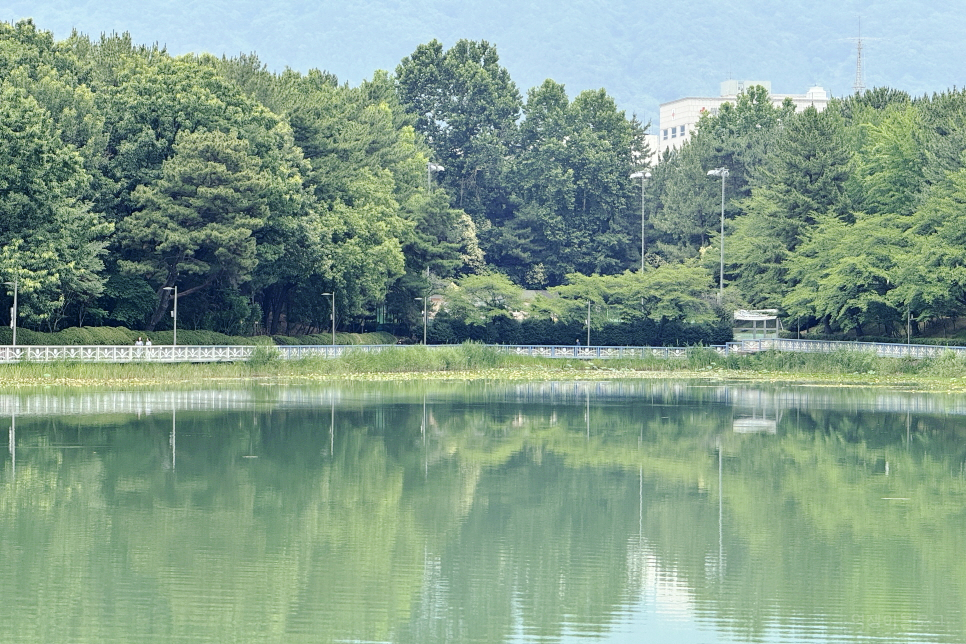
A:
[0,326,395,346]
[271,331,396,346]
[427,315,733,346]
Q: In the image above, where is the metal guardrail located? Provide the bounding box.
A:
[488,345,728,359]
[0,338,963,364]
[738,338,966,359]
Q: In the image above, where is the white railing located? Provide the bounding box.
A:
[0,343,725,364]
[491,345,724,359]
[0,338,963,364]
[0,345,256,364]
[736,338,966,359]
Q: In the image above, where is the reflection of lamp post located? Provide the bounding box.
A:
[4,278,17,347]
[321,292,336,345]
[718,435,723,580]
[170,405,176,471]
[9,405,15,480]
[162,285,178,346]
[707,167,729,302]
[630,171,651,272]
[427,162,445,191]
[415,296,428,345]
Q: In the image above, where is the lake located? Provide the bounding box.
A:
[1,380,964,643]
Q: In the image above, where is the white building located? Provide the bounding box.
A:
[657,80,829,156]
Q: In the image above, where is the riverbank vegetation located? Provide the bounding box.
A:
[5,20,966,344]
[2,344,966,391]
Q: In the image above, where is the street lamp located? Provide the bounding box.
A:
[586,300,592,347]
[414,296,428,345]
[707,167,729,302]
[4,278,17,347]
[162,285,178,346]
[321,292,336,345]
[427,162,445,191]
[630,170,651,272]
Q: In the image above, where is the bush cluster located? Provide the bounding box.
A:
[271,331,395,346]
[0,326,394,346]
[427,315,733,347]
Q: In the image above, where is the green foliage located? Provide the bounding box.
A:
[486,81,648,285]
[0,325,280,346]
[11,18,966,344]
[725,104,855,309]
[271,331,395,346]
[246,344,281,367]
[429,312,731,346]
[783,213,908,335]
[0,77,110,330]
[548,265,718,325]
[396,39,521,221]
[443,273,524,324]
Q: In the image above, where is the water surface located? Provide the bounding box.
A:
[1,381,964,643]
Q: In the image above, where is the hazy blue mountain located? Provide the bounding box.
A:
[6,0,965,122]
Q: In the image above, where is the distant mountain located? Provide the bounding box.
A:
[6,0,965,121]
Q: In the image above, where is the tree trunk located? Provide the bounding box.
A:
[146,290,173,332]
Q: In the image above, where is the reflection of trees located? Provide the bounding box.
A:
[414,383,966,642]
[0,407,430,643]
[1,383,965,643]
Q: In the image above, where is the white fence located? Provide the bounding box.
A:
[738,338,966,359]
[0,338,963,364]
[491,345,721,359]
[0,344,256,364]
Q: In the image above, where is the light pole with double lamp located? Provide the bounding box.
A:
[629,170,651,272]
[321,292,336,345]
[414,296,428,345]
[4,277,17,346]
[162,285,178,346]
[707,167,729,302]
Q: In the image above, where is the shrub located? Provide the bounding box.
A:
[247,345,281,368]
[426,313,732,346]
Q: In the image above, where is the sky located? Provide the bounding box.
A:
[5,0,965,120]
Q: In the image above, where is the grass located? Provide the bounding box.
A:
[1,344,965,391]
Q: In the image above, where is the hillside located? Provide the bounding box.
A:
[6,0,965,120]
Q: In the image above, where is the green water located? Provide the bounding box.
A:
[1,381,964,643]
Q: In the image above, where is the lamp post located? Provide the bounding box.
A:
[707,167,729,302]
[321,292,336,345]
[162,285,178,346]
[427,162,445,191]
[4,278,17,347]
[415,296,428,345]
[630,170,651,272]
[586,300,591,347]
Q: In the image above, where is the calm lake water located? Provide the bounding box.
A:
[1,380,965,643]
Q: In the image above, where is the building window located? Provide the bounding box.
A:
[663,129,668,140]
[671,127,676,138]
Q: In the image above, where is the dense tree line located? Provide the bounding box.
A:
[0,22,482,337]
[0,23,656,341]
[5,20,966,342]
[654,85,966,337]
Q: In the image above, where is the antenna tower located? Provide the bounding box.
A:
[853,20,865,94]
